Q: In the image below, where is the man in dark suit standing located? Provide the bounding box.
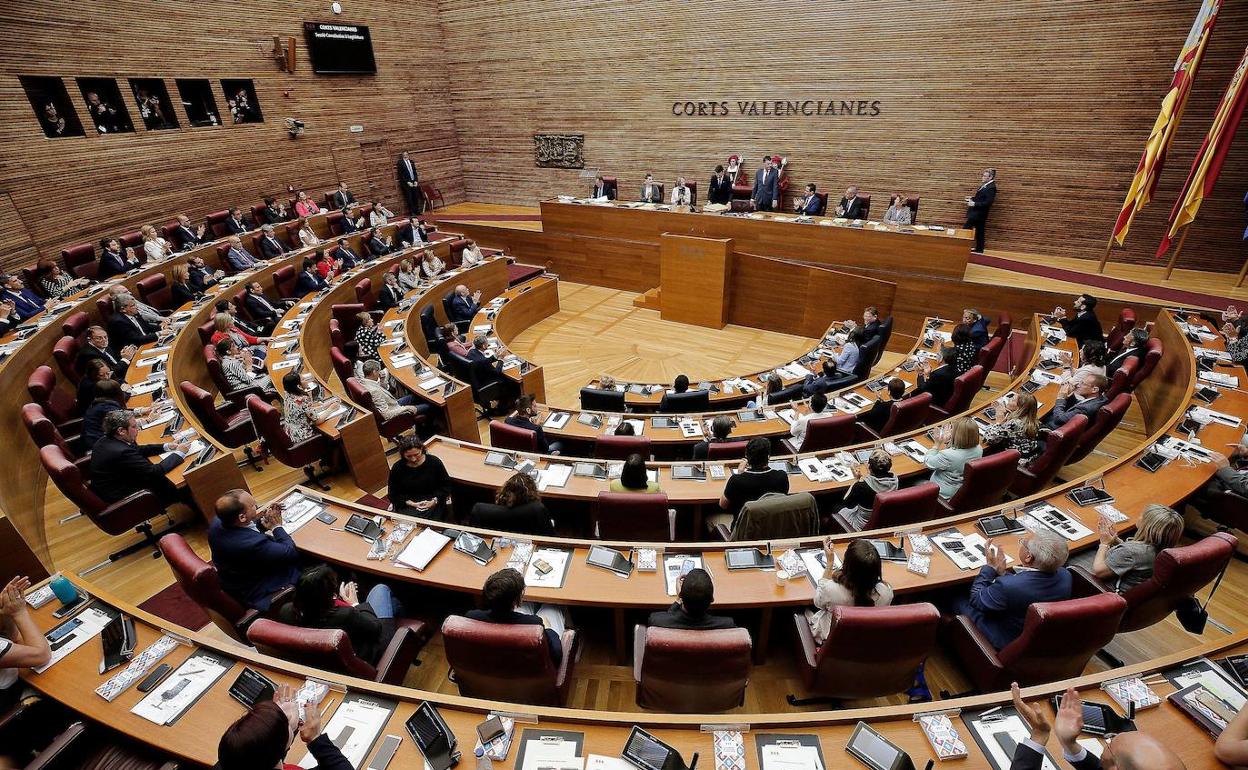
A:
[1054,294,1104,347]
[794,183,821,215]
[858,306,883,346]
[751,156,779,211]
[647,568,735,630]
[1043,372,1108,429]
[330,181,355,210]
[89,410,191,505]
[107,296,160,348]
[708,165,733,205]
[171,214,207,251]
[640,174,662,203]
[911,347,959,407]
[243,282,285,335]
[257,225,287,260]
[397,151,422,214]
[591,174,615,200]
[78,326,135,380]
[835,186,866,219]
[222,207,250,235]
[447,284,482,324]
[206,489,301,611]
[964,168,997,253]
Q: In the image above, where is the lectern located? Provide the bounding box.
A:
[658,233,733,329]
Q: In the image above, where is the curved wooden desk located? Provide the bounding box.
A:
[19,578,1241,769]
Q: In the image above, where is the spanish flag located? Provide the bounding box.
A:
[1157,45,1248,257]
[1111,0,1222,246]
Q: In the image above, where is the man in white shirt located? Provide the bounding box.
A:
[670,176,692,206]
[789,392,830,445]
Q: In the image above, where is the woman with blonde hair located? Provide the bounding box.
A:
[169,262,199,305]
[141,224,173,262]
[396,259,420,292]
[1089,504,1184,591]
[924,417,982,499]
[420,248,445,279]
[981,392,1042,464]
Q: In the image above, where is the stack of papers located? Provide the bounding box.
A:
[537,464,573,490]
[1200,371,1239,387]
[394,528,451,570]
[663,554,704,595]
[931,530,1012,571]
[525,548,571,588]
[131,651,232,726]
[543,412,571,430]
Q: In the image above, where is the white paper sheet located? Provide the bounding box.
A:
[297,697,392,769]
[394,528,451,570]
[525,548,571,588]
[130,653,231,725]
[663,554,704,596]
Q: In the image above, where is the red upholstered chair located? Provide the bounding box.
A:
[949,593,1127,691]
[205,210,230,238]
[448,238,470,267]
[595,492,673,542]
[1065,393,1130,465]
[783,413,856,454]
[1130,339,1163,389]
[248,617,431,686]
[940,450,1020,513]
[905,196,920,223]
[325,211,344,237]
[121,231,144,253]
[1105,358,1137,401]
[61,311,89,340]
[706,440,749,460]
[354,277,376,312]
[1198,489,1248,534]
[40,444,174,567]
[158,533,283,641]
[27,366,80,433]
[993,313,1012,341]
[832,481,942,533]
[857,392,932,441]
[329,319,356,360]
[21,267,45,298]
[159,220,180,242]
[273,264,298,300]
[22,403,84,466]
[929,365,986,421]
[489,420,539,452]
[974,336,1004,370]
[246,395,333,490]
[1105,308,1136,353]
[813,191,829,215]
[250,202,269,224]
[634,625,752,712]
[789,603,940,703]
[1071,532,1236,635]
[178,381,263,468]
[196,319,215,347]
[330,347,354,387]
[593,434,651,460]
[136,274,172,311]
[419,182,444,211]
[1008,415,1086,497]
[52,336,81,383]
[331,303,366,340]
[95,295,113,323]
[346,377,420,440]
[730,199,755,213]
[441,616,579,706]
[62,243,98,280]
[857,194,872,219]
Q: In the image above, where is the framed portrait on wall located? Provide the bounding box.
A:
[176,78,222,127]
[76,77,134,134]
[221,79,263,124]
[128,78,179,130]
[19,76,85,138]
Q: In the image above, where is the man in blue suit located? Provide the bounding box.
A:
[207,489,301,610]
[447,284,482,324]
[751,155,779,211]
[294,257,328,295]
[952,530,1071,650]
[0,274,47,321]
[794,182,821,215]
[224,236,260,272]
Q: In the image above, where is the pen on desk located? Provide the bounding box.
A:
[319,697,335,717]
[979,705,1003,718]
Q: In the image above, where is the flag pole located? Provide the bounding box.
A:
[1162,227,1192,280]
[1097,236,1116,273]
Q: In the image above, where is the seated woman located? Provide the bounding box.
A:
[279,564,403,665]
[613,420,636,436]
[313,249,338,281]
[751,372,783,408]
[280,372,337,443]
[468,472,556,536]
[440,323,469,357]
[354,311,385,367]
[836,450,899,531]
[169,263,200,306]
[951,324,976,374]
[609,453,661,493]
[924,417,983,499]
[141,224,174,263]
[368,200,394,227]
[0,576,52,712]
[420,248,445,279]
[388,436,451,520]
[297,218,321,249]
[805,538,894,644]
[217,687,349,770]
[981,392,1043,465]
[1084,503,1183,592]
[465,568,565,664]
[460,239,485,267]
[76,358,117,413]
[293,190,320,218]
[790,392,831,445]
[396,259,421,292]
[35,257,89,298]
[882,194,913,225]
[216,337,273,393]
[1073,340,1107,379]
[210,312,265,359]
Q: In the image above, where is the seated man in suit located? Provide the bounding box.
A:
[505,394,562,455]
[855,306,883,346]
[794,182,821,215]
[256,225,287,260]
[802,360,843,397]
[949,529,1070,650]
[647,568,735,630]
[963,308,991,350]
[467,335,509,387]
[339,206,365,234]
[1053,293,1104,347]
[670,176,692,206]
[188,254,223,293]
[243,281,285,335]
[294,257,329,295]
[171,214,207,251]
[89,409,191,506]
[751,156,778,211]
[335,241,362,270]
[835,186,866,219]
[377,271,403,311]
[708,164,733,205]
[330,181,355,210]
[1043,371,1108,429]
[640,173,662,203]
[78,325,136,380]
[860,377,906,434]
[693,414,734,460]
[365,227,393,257]
[658,374,703,411]
[224,235,261,272]
[447,284,482,324]
[397,218,432,248]
[207,489,301,611]
[590,174,615,200]
[107,295,161,348]
[222,207,250,235]
[109,285,168,326]
[1009,683,1185,770]
[465,568,564,664]
[98,237,142,279]
[0,274,47,322]
[911,347,958,408]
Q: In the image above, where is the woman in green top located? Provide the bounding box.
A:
[609,453,661,493]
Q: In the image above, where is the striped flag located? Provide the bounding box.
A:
[1111,0,1222,246]
[1157,45,1248,257]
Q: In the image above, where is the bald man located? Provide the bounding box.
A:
[1010,683,1186,770]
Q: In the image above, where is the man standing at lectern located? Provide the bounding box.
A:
[964,168,997,253]
[397,151,422,215]
[752,156,779,211]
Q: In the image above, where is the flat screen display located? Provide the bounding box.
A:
[304,22,377,74]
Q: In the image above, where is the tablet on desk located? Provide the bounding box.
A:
[587,545,633,576]
[622,726,685,770]
[483,451,517,469]
[1135,451,1167,473]
[846,722,915,770]
[868,539,907,562]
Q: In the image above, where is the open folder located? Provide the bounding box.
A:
[395,528,451,571]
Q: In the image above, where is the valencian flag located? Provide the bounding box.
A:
[1157,45,1248,257]
[1111,0,1222,246]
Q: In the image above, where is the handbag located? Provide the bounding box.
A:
[1176,560,1228,634]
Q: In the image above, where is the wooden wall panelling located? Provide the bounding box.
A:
[437,0,1248,273]
[0,192,37,269]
